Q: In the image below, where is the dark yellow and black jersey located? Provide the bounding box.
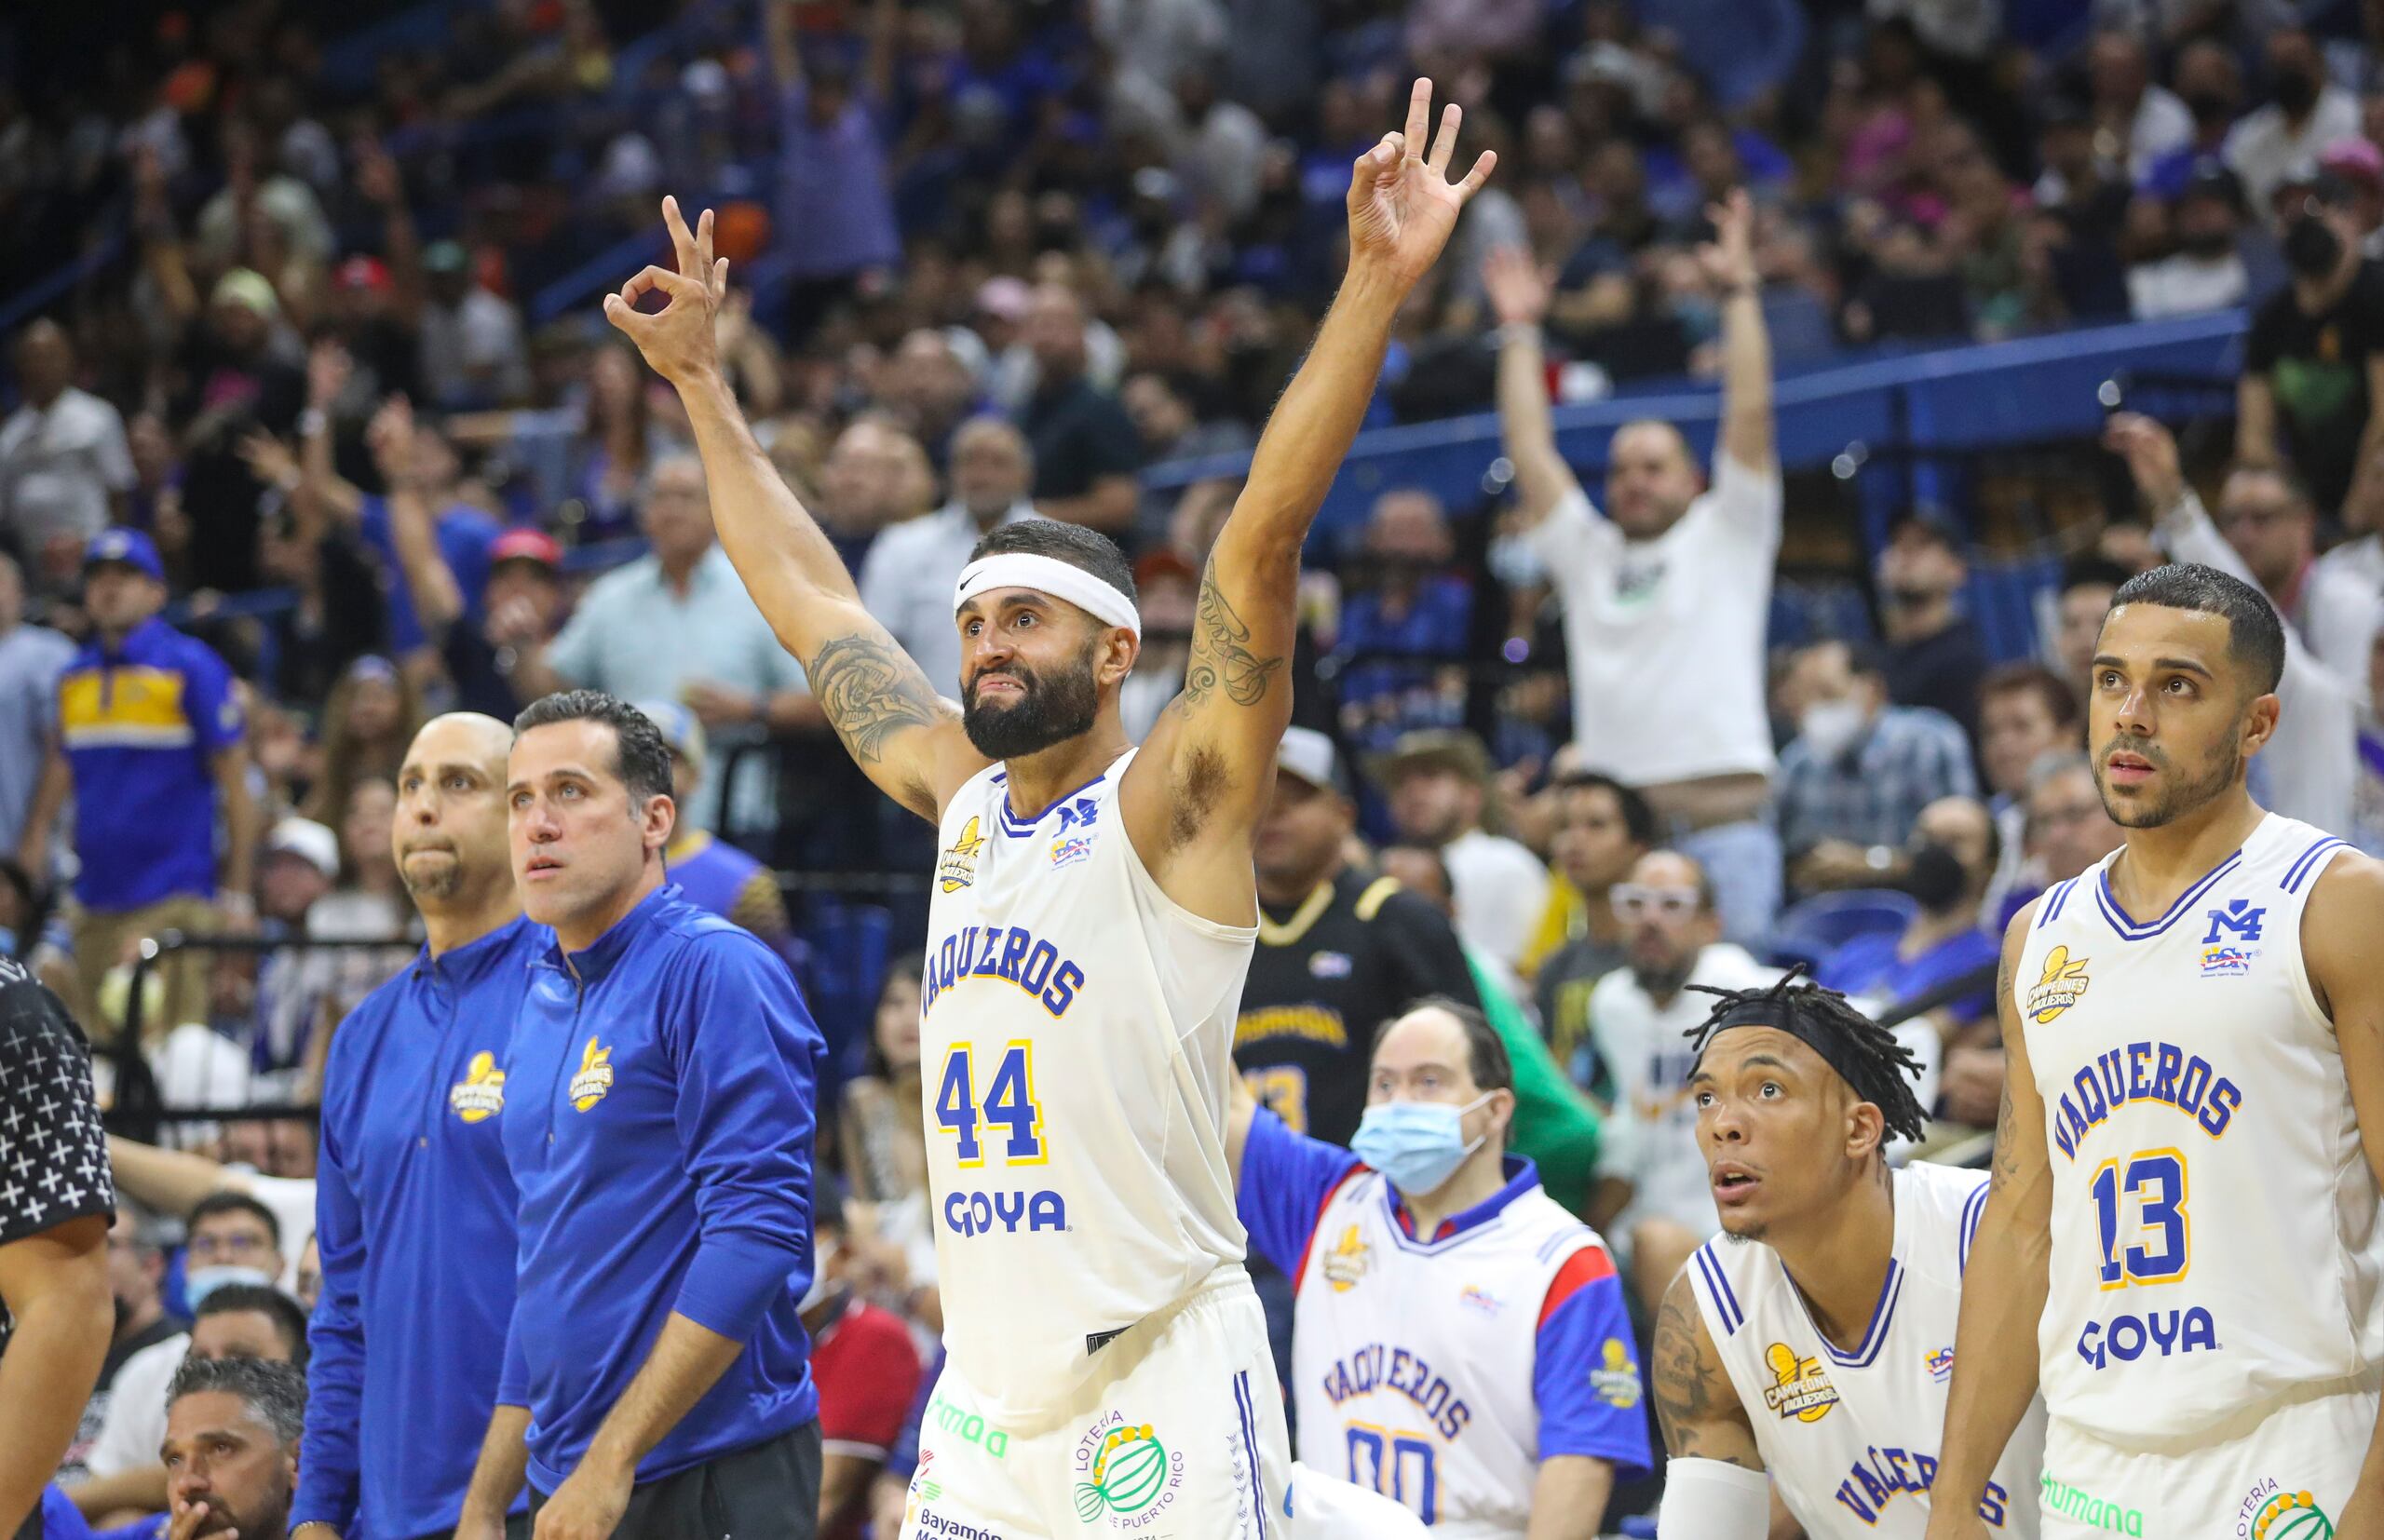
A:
[1234,867,1479,1144]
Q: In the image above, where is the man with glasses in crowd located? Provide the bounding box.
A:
[1579,850,1776,1311]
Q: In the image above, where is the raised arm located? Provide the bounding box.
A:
[1700,191,1773,473]
[605,198,985,822]
[1648,1267,1769,1540]
[1483,246,1578,526]
[1922,908,2053,1540]
[1121,78,1493,922]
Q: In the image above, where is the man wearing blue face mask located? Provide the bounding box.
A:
[1225,998,1651,1538]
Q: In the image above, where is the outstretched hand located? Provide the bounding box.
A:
[1482,245,1552,328]
[2102,411,2185,513]
[1694,188,1759,294]
[1347,78,1497,290]
[604,195,729,385]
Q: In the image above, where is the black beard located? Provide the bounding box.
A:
[961,650,1101,759]
[1632,956,1696,1001]
[2094,731,2242,829]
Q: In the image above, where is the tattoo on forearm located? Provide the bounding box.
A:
[1182,566,1285,709]
[1651,1277,1758,1467]
[1990,947,2019,1190]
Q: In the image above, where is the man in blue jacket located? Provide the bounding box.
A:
[463,690,823,1540]
[294,712,544,1540]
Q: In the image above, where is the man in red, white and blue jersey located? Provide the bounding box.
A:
[1227,997,1651,1539]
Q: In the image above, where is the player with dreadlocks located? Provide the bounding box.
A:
[1649,971,2049,1539]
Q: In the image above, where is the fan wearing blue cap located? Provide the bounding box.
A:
[639,700,794,959]
[17,529,260,1040]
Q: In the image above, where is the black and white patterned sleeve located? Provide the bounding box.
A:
[0,959,115,1250]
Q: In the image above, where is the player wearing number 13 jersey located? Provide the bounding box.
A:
[1930,565,2384,1540]
[608,77,1499,1539]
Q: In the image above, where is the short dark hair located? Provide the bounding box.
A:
[190,1191,281,1249]
[967,519,1138,614]
[1978,661,2080,731]
[195,1283,312,1371]
[1379,842,1452,899]
[1551,770,1659,848]
[514,690,674,804]
[1374,996,1514,1095]
[166,1355,307,1446]
[2061,555,2134,595]
[2106,561,2286,695]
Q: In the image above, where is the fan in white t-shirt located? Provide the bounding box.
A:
[1483,192,1784,945]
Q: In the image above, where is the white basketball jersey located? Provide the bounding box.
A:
[921,751,1253,1421]
[1288,1167,1626,1540]
[2017,813,2384,1445]
[1687,1163,2046,1538]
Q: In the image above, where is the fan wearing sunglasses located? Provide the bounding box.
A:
[1578,850,1778,1313]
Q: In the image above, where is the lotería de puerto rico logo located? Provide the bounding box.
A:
[2239,1478,2334,1540]
[448,1050,507,1123]
[1073,1412,1184,1528]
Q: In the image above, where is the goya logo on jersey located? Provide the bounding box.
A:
[922,924,1086,1019]
[939,817,987,892]
[943,1188,1066,1236]
[1072,1413,1184,1529]
[2048,1040,2242,1159]
[1592,1338,1642,1410]
[2029,946,2092,1023]
[568,1037,613,1111]
[2238,1479,2334,1539]
[2075,1304,2219,1370]
[449,1050,507,1122]
[1321,1225,1370,1291]
[1760,1343,1838,1422]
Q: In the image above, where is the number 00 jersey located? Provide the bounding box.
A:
[2016,812,2384,1445]
[1686,1163,2046,1538]
[921,751,1255,1421]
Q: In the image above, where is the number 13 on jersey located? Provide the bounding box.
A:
[937,1042,1049,1167]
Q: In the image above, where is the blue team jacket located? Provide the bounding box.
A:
[497,885,822,1491]
[298,913,548,1539]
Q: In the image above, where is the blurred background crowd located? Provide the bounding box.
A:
[9,0,2384,1531]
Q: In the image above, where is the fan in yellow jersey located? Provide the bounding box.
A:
[599,82,1495,1539]
[1928,562,2384,1539]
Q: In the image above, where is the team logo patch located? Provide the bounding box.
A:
[1050,835,1093,870]
[2201,898,2268,945]
[940,817,987,893]
[1458,1284,1502,1317]
[1760,1343,1839,1422]
[1321,1224,1370,1292]
[1925,1344,1956,1384]
[2238,1479,2334,1539]
[448,1050,507,1123]
[2028,946,2092,1024]
[568,1036,614,1111]
[1309,950,1352,979]
[1592,1338,1642,1410]
[2201,944,2260,977]
[1073,1413,1184,1527]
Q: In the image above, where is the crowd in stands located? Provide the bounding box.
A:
[9,0,2384,1532]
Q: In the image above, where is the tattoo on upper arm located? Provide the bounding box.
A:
[1651,1275,1758,1467]
[806,632,951,810]
[1181,566,1285,709]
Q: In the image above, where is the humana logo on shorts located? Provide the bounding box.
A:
[2039,1473,2146,1536]
[1073,1412,1185,1531]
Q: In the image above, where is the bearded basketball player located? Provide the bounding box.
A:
[1928,563,2384,1539]
[600,82,1494,1539]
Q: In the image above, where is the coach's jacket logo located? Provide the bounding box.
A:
[2028,946,2091,1024]
[1761,1342,1839,1422]
[568,1037,614,1112]
[940,817,987,893]
[449,1051,507,1123]
[1322,1224,1370,1291]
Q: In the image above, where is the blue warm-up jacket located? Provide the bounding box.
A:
[297,913,548,1539]
[498,884,823,1491]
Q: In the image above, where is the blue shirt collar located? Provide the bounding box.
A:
[91,615,171,664]
[419,912,539,986]
[1386,1154,1540,1242]
[545,882,679,983]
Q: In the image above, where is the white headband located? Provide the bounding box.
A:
[953,553,1141,639]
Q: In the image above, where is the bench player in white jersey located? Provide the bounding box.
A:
[1649,972,2046,1538]
[1223,996,1653,1538]
[1930,562,2384,1540]
[597,86,1496,1540]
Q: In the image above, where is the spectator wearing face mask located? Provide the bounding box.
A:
[1776,639,1977,893]
[2237,169,2384,518]
[2223,26,2360,210]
